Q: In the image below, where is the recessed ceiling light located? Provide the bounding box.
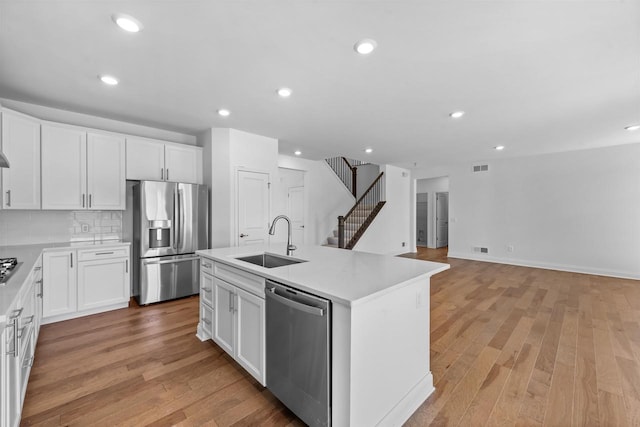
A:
[354,39,377,55]
[450,111,465,119]
[99,75,119,85]
[625,124,640,131]
[365,148,373,153]
[277,88,292,98]
[495,145,505,151]
[217,109,230,117]
[112,14,143,33]
[294,150,302,156]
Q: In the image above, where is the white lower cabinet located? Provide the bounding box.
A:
[42,250,77,318]
[42,245,130,323]
[199,258,265,386]
[1,263,39,427]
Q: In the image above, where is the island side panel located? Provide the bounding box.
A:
[349,276,434,426]
[331,302,352,427]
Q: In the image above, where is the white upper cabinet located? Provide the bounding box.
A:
[1,110,41,210]
[125,137,165,181]
[41,124,87,210]
[126,137,203,184]
[164,144,201,184]
[41,124,125,210]
[87,133,126,210]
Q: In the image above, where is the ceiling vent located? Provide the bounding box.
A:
[473,164,489,173]
[473,246,489,254]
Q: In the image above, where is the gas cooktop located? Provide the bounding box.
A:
[0,258,19,285]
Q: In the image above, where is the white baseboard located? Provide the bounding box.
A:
[377,372,435,427]
[42,301,129,325]
[446,251,640,280]
[196,323,210,341]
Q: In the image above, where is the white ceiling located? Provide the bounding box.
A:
[1,1,639,169]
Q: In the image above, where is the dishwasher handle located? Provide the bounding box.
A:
[266,287,325,317]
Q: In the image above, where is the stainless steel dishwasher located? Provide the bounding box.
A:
[265,280,331,427]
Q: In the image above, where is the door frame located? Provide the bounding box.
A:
[233,167,271,247]
[435,191,449,248]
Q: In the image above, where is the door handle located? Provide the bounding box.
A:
[239,233,248,238]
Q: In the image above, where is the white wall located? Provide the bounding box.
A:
[416,176,450,248]
[200,128,279,248]
[354,164,412,255]
[355,163,380,198]
[278,155,354,245]
[448,143,640,279]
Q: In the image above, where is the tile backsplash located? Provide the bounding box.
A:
[0,210,123,246]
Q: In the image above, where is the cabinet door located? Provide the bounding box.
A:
[77,257,129,311]
[1,324,20,427]
[164,144,202,184]
[41,124,87,210]
[235,287,265,385]
[87,133,126,210]
[213,278,235,356]
[42,251,77,318]
[126,137,165,181]
[1,111,41,209]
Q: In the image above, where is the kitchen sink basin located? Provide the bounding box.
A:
[235,253,307,268]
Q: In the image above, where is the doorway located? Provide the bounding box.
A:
[288,186,304,246]
[436,192,449,248]
[416,192,428,247]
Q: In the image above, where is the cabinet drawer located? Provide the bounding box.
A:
[200,257,214,275]
[200,303,213,337]
[77,246,129,261]
[213,262,265,298]
[200,270,214,307]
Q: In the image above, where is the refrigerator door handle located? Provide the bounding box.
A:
[176,188,182,250]
[173,189,178,250]
[143,256,200,265]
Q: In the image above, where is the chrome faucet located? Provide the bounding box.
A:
[269,215,297,256]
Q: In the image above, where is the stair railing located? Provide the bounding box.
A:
[338,171,385,249]
[326,157,359,197]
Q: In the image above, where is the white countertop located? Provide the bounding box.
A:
[197,245,449,306]
[0,240,130,323]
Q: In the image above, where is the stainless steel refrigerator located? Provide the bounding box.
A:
[132,181,208,305]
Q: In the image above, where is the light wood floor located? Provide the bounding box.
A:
[21,248,640,426]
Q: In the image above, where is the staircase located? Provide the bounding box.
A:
[325,157,366,197]
[325,169,386,249]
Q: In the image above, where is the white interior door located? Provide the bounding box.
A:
[288,186,305,246]
[436,192,449,248]
[237,170,269,246]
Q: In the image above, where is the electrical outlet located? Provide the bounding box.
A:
[402,242,406,247]
[81,223,89,233]
[507,245,515,253]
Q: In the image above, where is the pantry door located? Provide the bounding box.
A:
[237,170,270,246]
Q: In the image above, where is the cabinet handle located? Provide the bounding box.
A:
[229,293,234,312]
[166,169,169,181]
[95,251,114,255]
[202,262,211,268]
[89,194,92,208]
[161,168,164,180]
[37,280,43,298]
[201,287,211,293]
[82,194,85,208]
[70,253,73,268]
[126,259,128,273]
[5,190,10,207]
[34,266,41,271]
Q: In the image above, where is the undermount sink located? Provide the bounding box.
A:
[235,253,307,268]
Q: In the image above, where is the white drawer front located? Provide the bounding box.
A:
[77,246,129,261]
[200,270,214,307]
[213,262,265,298]
[200,257,214,275]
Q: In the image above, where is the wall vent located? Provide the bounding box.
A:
[473,164,489,173]
[473,246,489,254]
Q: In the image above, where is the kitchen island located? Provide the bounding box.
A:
[196,245,449,427]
